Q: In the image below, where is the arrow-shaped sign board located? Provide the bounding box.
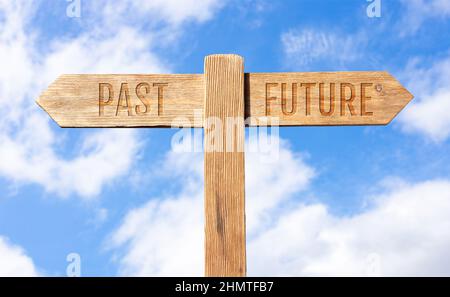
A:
[36,55,414,277]
[37,71,413,128]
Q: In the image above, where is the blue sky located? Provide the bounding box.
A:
[1,0,450,276]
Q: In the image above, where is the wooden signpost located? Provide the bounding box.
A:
[37,54,414,277]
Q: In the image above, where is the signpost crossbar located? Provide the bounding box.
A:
[37,54,414,277]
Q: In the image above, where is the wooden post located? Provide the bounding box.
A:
[204,54,246,277]
[37,54,414,277]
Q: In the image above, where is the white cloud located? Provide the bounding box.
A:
[0,236,39,276]
[0,0,226,198]
[399,55,450,141]
[109,136,450,276]
[0,0,36,124]
[281,28,367,69]
[0,2,151,199]
[41,27,167,78]
[400,89,450,142]
[0,127,141,198]
[110,151,204,276]
[249,180,450,276]
[245,139,314,235]
[399,0,450,35]
[95,0,225,27]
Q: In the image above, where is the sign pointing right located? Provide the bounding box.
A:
[246,71,414,126]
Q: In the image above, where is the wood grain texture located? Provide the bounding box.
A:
[37,74,204,127]
[37,72,413,127]
[246,71,414,126]
[204,55,246,277]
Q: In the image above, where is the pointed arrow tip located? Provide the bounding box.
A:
[36,90,47,113]
[375,71,414,125]
[406,88,415,103]
[36,83,64,128]
[35,96,44,111]
[385,71,414,99]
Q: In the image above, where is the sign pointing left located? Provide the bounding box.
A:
[37,74,205,128]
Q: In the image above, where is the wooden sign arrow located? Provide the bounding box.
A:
[36,54,414,277]
[37,71,413,127]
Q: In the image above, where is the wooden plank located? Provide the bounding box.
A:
[37,71,413,127]
[37,74,204,127]
[246,71,414,126]
[204,54,246,277]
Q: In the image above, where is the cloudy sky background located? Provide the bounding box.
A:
[1,0,450,276]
